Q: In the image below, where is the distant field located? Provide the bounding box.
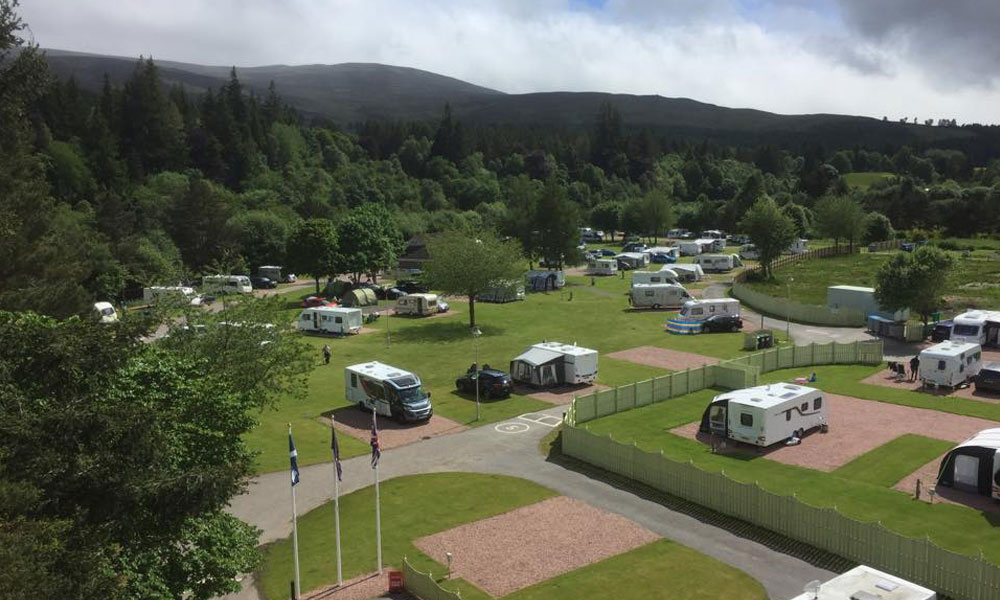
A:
[844,171,895,189]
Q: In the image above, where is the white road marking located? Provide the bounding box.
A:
[495,422,530,433]
[518,413,562,428]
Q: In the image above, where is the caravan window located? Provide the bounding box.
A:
[301,313,310,320]
[800,402,808,412]
[691,307,704,316]
[650,276,661,283]
[938,360,946,370]
[709,305,716,313]
[814,398,822,410]
[350,373,358,387]
[740,413,753,427]
[952,324,980,337]
[786,411,792,421]
[645,290,654,297]
[335,316,343,324]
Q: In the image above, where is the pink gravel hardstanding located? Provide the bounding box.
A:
[414,496,659,597]
[606,345,720,371]
[330,407,467,451]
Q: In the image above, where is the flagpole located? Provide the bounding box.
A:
[373,407,383,574]
[331,416,343,586]
[289,424,301,599]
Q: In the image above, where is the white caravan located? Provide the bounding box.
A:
[143,286,199,305]
[510,342,598,387]
[694,254,743,273]
[258,265,296,283]
[677,298,741,322]
[700,383,827,447]
[345,361,433,422]
[739,244,760,260]
[788,565,936,600]
[919,341,982,389]
[788,238,809,254]
[630,283,692,309]
[631,269,679,286]
[585,258,618,276]
[950,310,1000,347]
[395,293,446,316]
[678,241,704,256]
[615,252,649,269]
[700,229,726,240]
[93,302,118,324]
[297,306,363,335]
[203,275,252,295]
[696,238,726,253]
[669,264,704,282]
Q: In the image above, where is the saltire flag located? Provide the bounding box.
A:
[331,421,343,482]
[289,430,300,486]
[370,411,381,469]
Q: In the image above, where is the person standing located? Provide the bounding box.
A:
[323,344,332,365]
[909,355,920,382]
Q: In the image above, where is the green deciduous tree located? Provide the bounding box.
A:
[640,189,674,243]
[874,245,953,325]
[535,181,582,269]
[739,196,797,278]
[590,201,622,241]
[813,195,867,248]
[335,203,404,283]
[422,228,524,328]
[863,212,894,244]
[287,218,338,293]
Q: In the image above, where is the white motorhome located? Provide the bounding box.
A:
[510,342,598,387]
[630,283,692,309]
[700,229,726,240]
[143,286,199,305]
[919,341,982,389]
[788,565,936,600]
[203,275,252,295]
[697,238,726,253]
[615,252,649,269]
[669,263,704,282]
[395,293,447,316]
[93,301,118,324]
[585,258,618,276]
[667,228,689,239]
[950,310,1000,347]
[694,254,743,273]
[297,306,363,335]
[678,241,703,256]
[677,298,741,322]
[345,362,433,422]
[632,268,680,285]
[258,265,295,283]
[699,383,827,447]
[739,244,760,260]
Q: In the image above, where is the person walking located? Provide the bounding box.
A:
[323,344,332,365]
[909,355,920,382]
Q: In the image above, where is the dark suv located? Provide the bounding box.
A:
[930,320,952,342]
[701,314,744,333]
[250,276,277,289]
[976,363,1000,394]
[455,368,514,399]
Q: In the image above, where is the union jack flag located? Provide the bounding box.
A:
[370,410,381,469]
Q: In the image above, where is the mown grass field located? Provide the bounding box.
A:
[844,171,895,189]
[581,363,1000,564]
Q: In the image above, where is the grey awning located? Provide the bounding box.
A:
[513,347,562,366]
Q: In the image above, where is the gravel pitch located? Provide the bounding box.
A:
[606,345,720,371]
[894,455,1000,513]
[670,392,999,471]
[330,407,467,451]
[414,496,659,597]
[521,382,611,405]
[861,370,999,403]
[302,572,411,600]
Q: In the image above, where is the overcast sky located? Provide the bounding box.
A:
[20,0,1000,124]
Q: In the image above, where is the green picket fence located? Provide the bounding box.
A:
[402,557,463,600]
[561,426,1000,600]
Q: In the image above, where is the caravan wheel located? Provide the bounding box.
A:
[358,401,366,412]
[796,428,804,439]
[652,304,661,310]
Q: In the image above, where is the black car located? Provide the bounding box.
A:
[455,368,514,399]
[616,259,634,271]
[701,314,743,333]
[976,363,1000,394]
[250,276,277,289]
[931,320,953,342]
[396,280,429,294]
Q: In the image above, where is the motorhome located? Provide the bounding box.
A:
[950,310,1000,347]
[700,229,726,240]
[395,293,447,316]
[919,341,982,389]
[677,298,741,323]
[694,254,743,273]
[667,228,689,239]
[699,383,827,447]
[585,258,618,276]
[669,264,704,282]
[787,565,935,600]
[203,275,252,295]
[258,265,295,283]
[615,252,649,269]
[631,269,679,286]
[297,306,363,335]
[510,342,598,387]
[697,238,726,253]
[788,238,809,254]
[579,227,603,242]
[93,302,118,324]
[629,283,691,309]
[143,286,199,304]
[739,244,760,260]
[345,362,433,422]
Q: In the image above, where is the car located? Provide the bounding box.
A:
[599,249,617,257]
[283,273,297,283]
[701,314,744,333]
[250,276,278,289]
[930,319,953,342]
[975,363,1000,394]
[650,252,677,264]
[455,367,514,399]
[396,280,429,294]
[383,287,405,300]
[437,300,450,313]
[622,242,649,253]
[616,259,634,271]
[302,296,335,308]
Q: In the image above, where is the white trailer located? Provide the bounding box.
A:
[395,293,446,316]
[345,361,433,422]
[297,306,363,335]
[585,258,618,276]
[677,298,740,322]
[258,265,296,283]
[631,269,679,286]
[678,241,703,256]
[203,275,252,295]
[950,310,1000,347]
[669,263,704,282]
[143,286,199,304]
[615,252,649,269]
[694,254,743,272]
[788,565,936,600]
[919,341,982,389]
[630,283,692,309]
[510,342,598,387]
[700,383,827,447]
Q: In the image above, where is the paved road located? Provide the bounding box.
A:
[225,405,832,600]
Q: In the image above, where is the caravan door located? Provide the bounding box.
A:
[540,364,558,387]
[707,401,728,436]
[954,454,980,491]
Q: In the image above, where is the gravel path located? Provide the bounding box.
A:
[521,383,610,405]
[301,572,409,600]
[414,496,659,597]
[861,370,999,403]
[606,346,720,371]
[330,406,467,451]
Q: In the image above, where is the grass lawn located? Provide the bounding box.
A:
[250,275,771,473]
[582,366,1000,564]
[504,539,767,600]
[844,171,895,190]
[832,434,954,487]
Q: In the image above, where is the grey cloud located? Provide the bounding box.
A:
[809,34,890,76]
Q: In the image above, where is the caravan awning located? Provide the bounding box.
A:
[514,347,562,366]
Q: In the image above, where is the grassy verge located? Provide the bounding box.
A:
[832,434,954,487]
[504,539,767,600]
[844,171,895,190]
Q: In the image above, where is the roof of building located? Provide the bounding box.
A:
[788,565,935,600]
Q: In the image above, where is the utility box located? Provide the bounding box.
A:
[744,329,774,351]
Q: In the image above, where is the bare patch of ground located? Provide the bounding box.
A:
[671,393,999,472]
[414,496,658,597]
[894,455,1000,513]
[329,407,467,451]
[519,382,611,405]
[607,346,720,371]
[861,370,1000,403]
[303,571,412,600]
[390,310,459,320]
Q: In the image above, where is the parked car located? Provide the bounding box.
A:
[383,287,405,300]
[650,252,677,264]
[455,367,514,399]
[250,276,278,289]
[302,296,336,308]
[437,300,450,313]
[396,280,429,294]
[616,259,634,271]
[975,363,1000,394]
[701,314,744,333]
[622,242,649,253]
[931,319,953,342]
[599,249,617,257]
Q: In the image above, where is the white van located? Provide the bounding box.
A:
[297,306,363,335]
[950,310,1000,347]
[203,275,252,295]
[694,254,743,273]
[345,362,433,422]
[258,265,295,283]
[920,341,982,389]
[631,269,679,286]
[93,301,118,324]
[677,298,741,322]
[395,293,447,316]
[700,383,827,447]
[585,258,618,276]
[630,283,692,309]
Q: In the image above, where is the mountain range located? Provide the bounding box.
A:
[42,48,979,149]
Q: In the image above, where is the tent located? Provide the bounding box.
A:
[937,428,1000,497]
[342,288,377,307]
[324,279,354,300]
